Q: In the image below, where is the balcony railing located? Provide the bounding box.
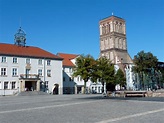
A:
[20,74,39,79]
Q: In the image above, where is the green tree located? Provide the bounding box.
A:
[132,50,158,90]
[115,68,126,88]
[73,54,95,94]
[91,57,115,93]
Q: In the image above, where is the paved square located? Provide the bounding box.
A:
[0,94,164,123]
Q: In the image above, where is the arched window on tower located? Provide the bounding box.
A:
[115,37,118,48]
[101,40,104,50]
[116,21,118,32]
[119,38,122,49]
[108,24,110,33]
[102,25,105,34]
[119,23,122,33]
[123,39,126,50]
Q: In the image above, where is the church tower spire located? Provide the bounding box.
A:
[14,27,26,46]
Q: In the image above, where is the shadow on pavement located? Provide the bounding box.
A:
[75,94,164,103]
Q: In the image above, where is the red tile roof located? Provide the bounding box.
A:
[57,53,79,67]
[0,43,62,60]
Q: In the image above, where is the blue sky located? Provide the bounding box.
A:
[0,0,164,61]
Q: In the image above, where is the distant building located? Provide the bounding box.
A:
[99,15,134,90]
[57,53,103,94]
[0,27,63,95]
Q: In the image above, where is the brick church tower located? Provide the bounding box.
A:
[99,15,133,70]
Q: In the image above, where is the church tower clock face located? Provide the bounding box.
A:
[99,15,132,65]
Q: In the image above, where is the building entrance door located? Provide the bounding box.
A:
[25,81,36,91]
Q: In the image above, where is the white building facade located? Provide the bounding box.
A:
[0,44,63,95]
[0,27,63,95]
[57,53,103,94]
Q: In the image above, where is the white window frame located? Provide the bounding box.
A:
[26,58,30,64]
[11,81,16,89]
[47,60,51,65]
[12,68,18,76]
[1,68,7,76]
[13,57,18,63]
[38,69,42,76]
[1,56,7,63]
[38,59,42,65]
[4,81,8,89]
[47,70,51,77]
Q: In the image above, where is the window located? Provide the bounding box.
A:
[13,57,18,63]
[1,56,6,63]
[1,68,7,76]
[47,70,51,77]
[47,60,51,65]
[12,68,18,76]
[4,82,8,89]
[38,69,42,76]
[11,82,16,89]
[38,59,42,65]
[26,58,30,64]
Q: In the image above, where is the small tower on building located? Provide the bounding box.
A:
[14,27,26,46]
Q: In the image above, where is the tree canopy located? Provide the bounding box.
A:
[115,68,126,87]
[91,56,115,93]
[132,50,159,90]
[133,50,158,73]
[73,54,95,93]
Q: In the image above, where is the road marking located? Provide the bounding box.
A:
[0,100,102,114]
[96,108,164,123]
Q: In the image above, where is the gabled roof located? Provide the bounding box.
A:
[57,53,79,67]
[0,43,62,60]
